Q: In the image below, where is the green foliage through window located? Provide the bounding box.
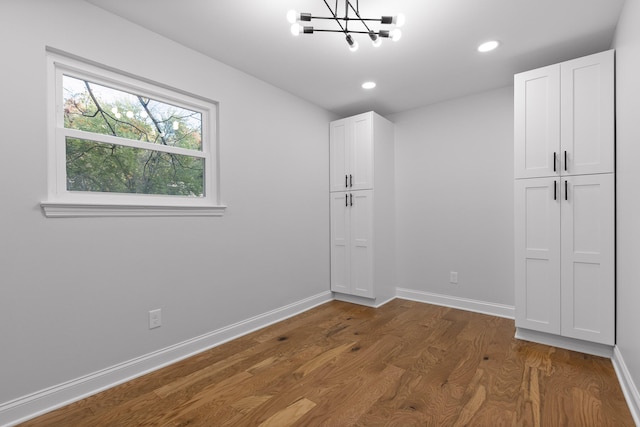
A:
[66,138,204,196]
[62,75,205,197]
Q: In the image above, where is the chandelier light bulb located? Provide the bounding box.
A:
[368,31,382,47]
[394,13,406,28]
[346,34,359,52]
[391,29,402,42]
[286,9,298,24]
[290,23,302,36]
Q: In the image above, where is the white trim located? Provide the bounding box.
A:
[612,346,640,426]
[45,48,221,212]
[0,291,333,427]
[61,129,207,158]
[46,47,219,107]
[40,201,227,218]
[396,287,515,319]
[515,327,614,358]
[332,292,395,308]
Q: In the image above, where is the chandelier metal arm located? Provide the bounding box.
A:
[322,0,348,34]
[347,0,372,33]
[312,29,387,35]
[287,1,404,50]
[306,16,385,23]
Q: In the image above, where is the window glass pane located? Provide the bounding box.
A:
[66,137,204,197]
[63,75,202,151]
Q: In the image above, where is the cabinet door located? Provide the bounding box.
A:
[350,190,374,297]
[561,50,614,176]
[515,178,561,334]
[330,192,350,294]
[514,65,561,179]
[330,120,349,192]
[350,114,373,190]
[560,174,614,345]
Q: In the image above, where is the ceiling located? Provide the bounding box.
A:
[86,0,625,117]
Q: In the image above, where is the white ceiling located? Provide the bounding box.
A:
[86,0,625,117]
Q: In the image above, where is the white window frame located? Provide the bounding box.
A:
[41,49,226,217]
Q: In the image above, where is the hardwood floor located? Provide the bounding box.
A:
[21,300,634,426]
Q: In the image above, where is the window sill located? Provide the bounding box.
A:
[40,201,227,218]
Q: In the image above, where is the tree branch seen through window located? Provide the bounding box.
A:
[63,75,204,197]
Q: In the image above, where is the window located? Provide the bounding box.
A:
[42,49,225,217]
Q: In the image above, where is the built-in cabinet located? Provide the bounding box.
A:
[330,114,374,192]
[330,190,373,297]
[515,174,615,344]
[514,50,614,179]
[329,112,395,306]
[514,50,615,348]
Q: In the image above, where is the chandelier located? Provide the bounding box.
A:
[287,0,405,52]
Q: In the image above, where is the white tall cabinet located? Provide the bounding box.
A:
[514,50,615,349]
[330,112,395,307]
[330,114,374,192]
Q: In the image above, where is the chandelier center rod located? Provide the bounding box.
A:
[323,0,348,34]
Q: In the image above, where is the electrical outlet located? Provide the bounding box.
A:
[449,271,458,284]
[149,309,162,329]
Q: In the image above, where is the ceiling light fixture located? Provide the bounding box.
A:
[478,40,500,53]
[362,81,376,89]
[287,1,404,51]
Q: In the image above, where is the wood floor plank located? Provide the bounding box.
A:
[230,394,274,414]
[257,397,316,427]
[297,363,406,426]
[153,348,252,399]
[19,299,635,427]
[453,381,487,427]
[234,334,407,425]
[292,341,357,379]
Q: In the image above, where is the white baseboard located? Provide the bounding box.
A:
[0,291,333,427]
[332,292,395,308]
[395,287,515,319]
[514,327,614,358]
[612,346,640,426]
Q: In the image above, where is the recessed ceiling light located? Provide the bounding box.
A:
[478,40,500,53]
[362,81,376,89]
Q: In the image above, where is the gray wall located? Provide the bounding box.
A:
[613,0,640,409]
[390,87,515,306]
[0,0,333,404]
[2,0,637,420]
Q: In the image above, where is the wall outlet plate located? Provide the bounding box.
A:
[449,271,458,284]
[149,309,162,329]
